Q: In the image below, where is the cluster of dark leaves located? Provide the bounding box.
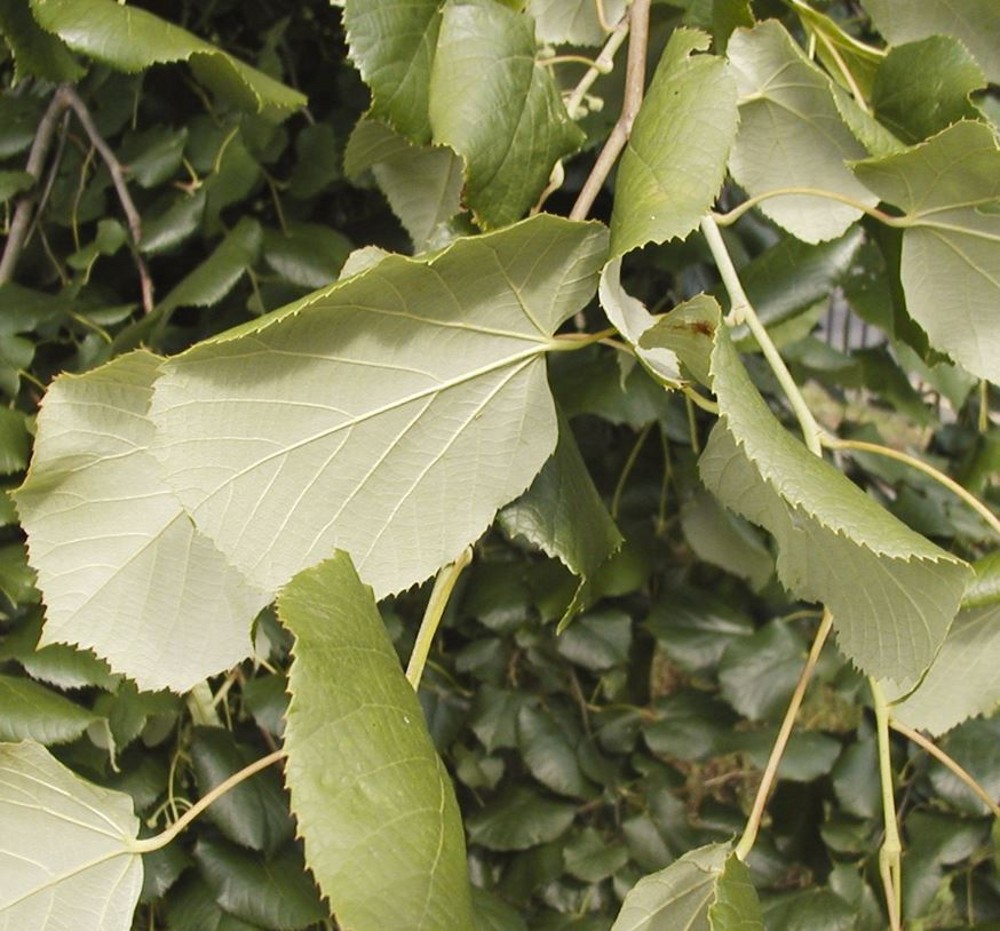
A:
[0,1,998,929]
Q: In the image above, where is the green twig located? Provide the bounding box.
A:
[712,188,900,228]
[611,422,653,519]
[872,678,903,931]
[406,546,474,690]
[699,215,823,455]
[890,719,1000,819]
[735,609,834,861]
[823,435,1000,539]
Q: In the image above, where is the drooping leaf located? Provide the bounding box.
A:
[693,301,971,686]
[872,36,984,144]
[0,740,142,930]
[611,28,738,256]
[14,350,267,692]
[158,217,264,315]
[526,0,627,46]
[279,553,472,930]
[718,620,804,721]
[889,552,1000,735]
[788,0,882,98]
[192,837,327,930]
[140,189,208,256]
[517,704,593,800]
[428,0,584,228]
[863,0,1000,84]
[29,0,305,116]
[679,487,773,590]
[344,118,464,251]
[150,215,607,599]
[726,20,878,243]
[852,120,1000,385]
[0,0,83,82]
[189,727,294,855]
[465,786,577,851]
[0,674,99,744]
[499,412,623,627]
[598,259,682,387]
[611,843,763,930]
[343,0,441,142]
[262,223,351,289]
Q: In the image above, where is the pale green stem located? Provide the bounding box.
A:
[700,215,823,456]
[824,435,1000,539]
[979,380,990,434]
[564,12,629,117]
[611,422,653,519]
[735,609,834,861]
[872,678,903,931]
[130,748,286,854]
[406,547,474,690]
[712,188,901,228]
[891,719,1000,819]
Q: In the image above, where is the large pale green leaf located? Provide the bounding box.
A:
[726,21,878,243]
[687,300,971,686]
[343,0,441,142]
[279,552,474,931]
[852,121,1000,384]
[499,412,622,626]
[863,0,1000,84]
[611,843,763,930]
[429,0,584,228]
[14,351,267,692]
[29,0,305,116]
[344,118,464,251]
[890,553,1000,735]
[611,28,738,256]
[0,740,142,930]
[150,215,608,599]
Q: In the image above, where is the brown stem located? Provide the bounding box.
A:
[0,86,72,284]
[59,86,155,313]
[569,0,651,221]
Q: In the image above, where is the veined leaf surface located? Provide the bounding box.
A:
[280,553,473,930]
[611,843,762,930]
[0,740,142,931]
[150,215,608,598]
[852,121,1000,385]
[14,351,267,692]
[727,21,877,243]
[657,298,972,686]
[611,28,738,256]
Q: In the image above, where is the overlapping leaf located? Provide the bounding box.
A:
[429,0,583,229]
[499,412,623,627]
[14,351,267,692]
[611,28,738,256]
[852,121,1000,385]
[611,843,762,930]
[0,0,83,83]
[526,0,627,47]
[890,552,1000,735]
[150,215,608,599]
[726,21,878,243]
[863,0,1000,84]
[29,0,305,116]
[652,297,971,686]
[279,552,473,931]
[344,118,464,251]
[0,741,142,930]
[343,0,440,142]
